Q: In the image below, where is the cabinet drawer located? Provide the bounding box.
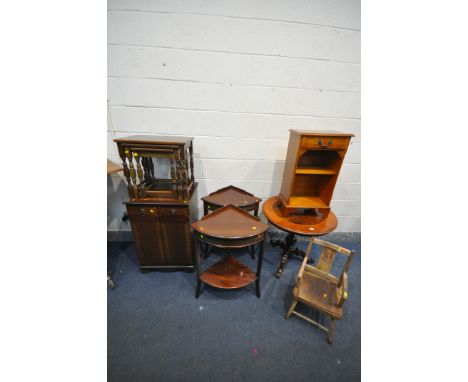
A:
[158,206,189,218]
[300,136,349,150]
[126,205,158,218]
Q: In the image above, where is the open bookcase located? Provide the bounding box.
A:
[279,130,354,218]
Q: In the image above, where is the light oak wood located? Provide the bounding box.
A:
[285,238,355,345]
[295,167,336,175]
[279,130,353,215]
[288,196,328,208]
[263,196,337,236]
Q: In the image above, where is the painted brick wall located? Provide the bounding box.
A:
[107,0,361,233]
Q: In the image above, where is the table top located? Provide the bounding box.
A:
[192,204,269,239]
[289,129,355,137]
[202,185,261,208]
[262,196,337,236]
[114,135,193,145]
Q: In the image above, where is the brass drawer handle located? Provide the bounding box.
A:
[171,208,176,215]
[318,139,333,147]
[140,208,146,216]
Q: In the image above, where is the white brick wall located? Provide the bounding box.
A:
[107,0,361,232]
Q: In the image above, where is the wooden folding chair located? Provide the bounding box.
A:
[286,238,355,344]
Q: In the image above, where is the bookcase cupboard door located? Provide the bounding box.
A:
[129,215,166,266]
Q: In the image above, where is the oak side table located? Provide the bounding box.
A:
[191,205,269,298]
[262,196,338,278]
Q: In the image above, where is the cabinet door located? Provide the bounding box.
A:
[159,207,192,266]
[128,208,166,266]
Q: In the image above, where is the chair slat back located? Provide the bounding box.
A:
[310,238,355,283]
[316,247,337,273]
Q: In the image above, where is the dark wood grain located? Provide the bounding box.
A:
[202,185,261,214]
[114,135,198,271]
[192,204,268,239]
[193,205,269,298]
[199,256,257,289]
[114,135,195,203]
[114,135,193,145]
[126,184,198,270]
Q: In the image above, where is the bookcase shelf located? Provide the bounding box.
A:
[288,195,328,208]
[295,167,336,175]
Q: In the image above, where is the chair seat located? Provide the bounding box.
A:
[293,271,343,319]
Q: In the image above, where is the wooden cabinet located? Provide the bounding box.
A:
[127,201,196,269]
[114,135,198,271]
[279,130,354,218]
[128,209,165,266]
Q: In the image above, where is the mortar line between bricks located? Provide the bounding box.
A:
[176,177,361,183]
[107,75,360,94]
[107,43,361,65]
[107,9,361,33]
[107,105,361,120]
[107,154,361,166]
[194,157,361,163]
[109,132,361,143]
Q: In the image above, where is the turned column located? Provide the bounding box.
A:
[189,141,195,183]
[126,149,138,198]
[169,152,178,199]
[133,152,146,198]
[121,149,134,198]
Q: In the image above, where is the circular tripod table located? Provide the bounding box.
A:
[262,196,338,278]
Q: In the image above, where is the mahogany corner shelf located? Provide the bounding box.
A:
[191,205,269,298]
[201,185,262,260]
[201,185,261,216]
[199,256,257,289]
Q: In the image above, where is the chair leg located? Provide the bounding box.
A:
[286,300,298,319]
[327,318,335,345]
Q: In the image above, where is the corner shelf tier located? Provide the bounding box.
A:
[199,256,257,289]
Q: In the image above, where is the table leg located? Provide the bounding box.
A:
[195,239,202,298]
[203,243,212,259]
[249,244,256,260]
[255,240,264,298]
[271,233,311,278]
